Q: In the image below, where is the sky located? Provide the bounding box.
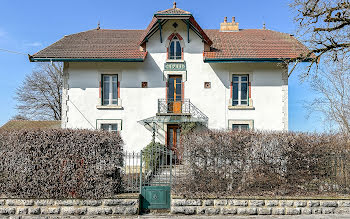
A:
[0,0,324,132]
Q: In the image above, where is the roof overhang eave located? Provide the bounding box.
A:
[29,57,146,63]
[138,115,208,125]
[204,57,314,63]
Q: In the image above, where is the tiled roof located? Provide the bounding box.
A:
[204,29,310,60]
[30,28,310,61]
[0,120,61,130]
[138,17,158,45]
[155,7,191,15]
[190,17,213,46]
[31,29,147,60]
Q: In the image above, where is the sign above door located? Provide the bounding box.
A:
[164,62,186,71]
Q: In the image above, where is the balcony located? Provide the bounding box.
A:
[157,99,208,122]
[138,99,208,135]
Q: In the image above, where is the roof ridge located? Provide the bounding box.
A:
[97,29,145,31]
[66,28,99,37]
[156,7,191,15]
[204,28,295,36]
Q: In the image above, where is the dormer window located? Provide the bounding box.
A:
[169,36,182,60]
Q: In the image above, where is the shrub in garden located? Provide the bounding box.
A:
[175,129,350,197]
[0,129,123,199]
[142,142,167,170]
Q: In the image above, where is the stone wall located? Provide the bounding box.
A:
[0,198,139,217]
[171,198,350,215]
[3,197,350,216]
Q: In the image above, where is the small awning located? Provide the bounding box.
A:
[138,115,208,126]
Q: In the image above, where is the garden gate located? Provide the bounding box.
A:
[139,146,173,210]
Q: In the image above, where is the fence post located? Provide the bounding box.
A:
[139,150,143,193]
[170,150,173,187]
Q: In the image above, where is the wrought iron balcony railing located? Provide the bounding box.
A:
[157,98,208,122]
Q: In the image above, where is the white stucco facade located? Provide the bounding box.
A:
[61,19,288,152]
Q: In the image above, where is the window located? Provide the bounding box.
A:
[232,75,248,106]
[97,119,122,132]
[232,124,249,131]
[228,120,253,131]
[101,124,118,133]
[169,36,182,60]
[102,75,118,105]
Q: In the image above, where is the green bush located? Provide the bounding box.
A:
[175,129,350,197]
[142,142,167,171]
[0,129,124,199]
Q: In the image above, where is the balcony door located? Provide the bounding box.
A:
[167,75,182,114]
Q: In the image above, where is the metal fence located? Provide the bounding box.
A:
[140,145,173,187]
[122,151,141,193]
[122,147,186,193]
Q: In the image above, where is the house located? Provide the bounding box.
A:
[29,3,310,151]
[0,120,61,130]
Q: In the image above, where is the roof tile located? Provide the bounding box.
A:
[204,29,310,60]
[32,29,147,60]
[156,7,191,15]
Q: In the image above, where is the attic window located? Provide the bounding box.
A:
[169,36,182,60]
[173,22,178,28]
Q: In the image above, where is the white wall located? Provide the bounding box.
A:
[63,19,288,152]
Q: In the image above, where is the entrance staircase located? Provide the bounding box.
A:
[149,164,187,186]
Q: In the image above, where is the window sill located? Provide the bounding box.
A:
[96,105,123,110]
[228,105,255,110]
[166,59,185,63]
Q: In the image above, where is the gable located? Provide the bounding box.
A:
[145,19,205,54]
[138,4,212,47]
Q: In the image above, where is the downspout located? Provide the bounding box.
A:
[187,21,190,43]
[158,20,163,43]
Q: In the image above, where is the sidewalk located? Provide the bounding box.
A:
[137,215,350,219]
[3,215,350,219]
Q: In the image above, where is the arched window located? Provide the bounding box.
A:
[169,36,182,60]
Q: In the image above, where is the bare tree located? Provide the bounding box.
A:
[306,56,350,134]
[15,63,63,120]
[290,0,350,73]
[11,115,29,120]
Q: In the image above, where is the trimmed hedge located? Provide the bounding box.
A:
[0,129,123,199]
[175,129,350,197]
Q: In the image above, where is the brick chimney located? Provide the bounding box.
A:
[220,16,239,32]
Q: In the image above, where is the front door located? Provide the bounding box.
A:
[167,75,182,113]
[167,124,181,157]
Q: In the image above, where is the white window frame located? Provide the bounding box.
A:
[232,75,249,106]
[101,123,118,133]
[96,119,122,132]
[169,37,182,60]
[102,75,118,106]
[228,120,254,130]
[232,124,249,131]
